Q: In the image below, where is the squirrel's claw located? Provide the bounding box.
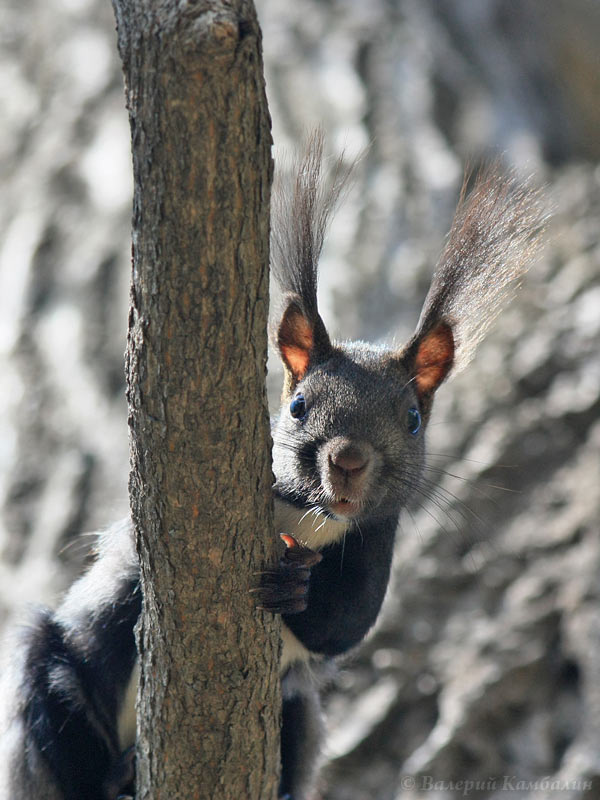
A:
[280,533,323,567]
[253,534,322,615]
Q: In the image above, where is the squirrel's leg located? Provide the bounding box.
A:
[280,674,324,800]
[254,537,325,799]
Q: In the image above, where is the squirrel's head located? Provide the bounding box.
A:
[270,131,545,524]
[272,294,453,521]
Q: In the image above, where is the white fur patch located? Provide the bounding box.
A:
[117,661,139,749]
[274,497,349,552]
[281,624,312,671]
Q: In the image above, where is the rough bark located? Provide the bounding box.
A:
[111,2,278,798]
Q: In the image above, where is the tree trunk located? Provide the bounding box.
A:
[111,2,279,798]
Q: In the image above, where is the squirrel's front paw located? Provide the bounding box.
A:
[253,534,322,615]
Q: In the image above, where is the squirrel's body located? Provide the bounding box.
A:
[0,133,544,800]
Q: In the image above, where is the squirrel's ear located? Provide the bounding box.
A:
[404,321,455,412]
[276,293,331,392]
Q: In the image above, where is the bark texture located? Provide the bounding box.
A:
[111,1,278,798]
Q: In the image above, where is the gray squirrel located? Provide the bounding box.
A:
[0,132,544,799]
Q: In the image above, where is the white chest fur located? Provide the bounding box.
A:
[274,497,349,552]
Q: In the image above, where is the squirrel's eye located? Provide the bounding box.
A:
[407,407,421,435]
[290,393,307,420]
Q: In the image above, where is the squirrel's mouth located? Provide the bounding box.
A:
[329,497,362,517]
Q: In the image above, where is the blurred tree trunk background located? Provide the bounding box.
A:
[1,1,599,798]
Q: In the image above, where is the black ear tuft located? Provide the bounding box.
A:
[409,169,546,376]
[394,169,545,417]
[270,131,357,397]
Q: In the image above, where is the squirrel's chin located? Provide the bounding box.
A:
[329,499,362,518]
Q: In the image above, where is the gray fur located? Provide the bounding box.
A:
[272,341,425,521]
[0,634,63,800]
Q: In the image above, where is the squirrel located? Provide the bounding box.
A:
[0,131,544,800]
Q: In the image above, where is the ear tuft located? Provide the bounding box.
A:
[277,298,314,384]
[413,321,455,398]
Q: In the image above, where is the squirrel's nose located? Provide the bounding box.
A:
[328,445,369,477]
